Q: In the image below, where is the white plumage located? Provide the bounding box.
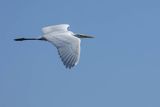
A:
[42,24,80,68]
[42,24,69,34]
[15,24,94,69]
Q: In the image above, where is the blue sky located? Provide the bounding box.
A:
[1,0,160,107]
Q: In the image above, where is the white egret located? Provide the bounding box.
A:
[14,24,94,69]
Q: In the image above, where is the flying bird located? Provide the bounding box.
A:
[14,24,94,69]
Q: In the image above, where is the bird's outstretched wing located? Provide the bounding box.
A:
[56,37,80,69]
[44,32,81,69]
[42,24,69,34]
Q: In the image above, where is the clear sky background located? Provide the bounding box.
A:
[1,0,160,107]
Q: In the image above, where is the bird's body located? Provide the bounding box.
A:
[15,24,94,69]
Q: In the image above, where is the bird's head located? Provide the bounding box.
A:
[74,34,95,39]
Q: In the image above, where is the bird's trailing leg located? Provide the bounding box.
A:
[14,37,46,41]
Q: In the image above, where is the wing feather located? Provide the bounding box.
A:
[42,24,69,34]
[58,43,80,69]
[43,26,80,69]
[56,38,80,68]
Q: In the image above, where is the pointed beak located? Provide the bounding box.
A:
[79,34,95,38]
